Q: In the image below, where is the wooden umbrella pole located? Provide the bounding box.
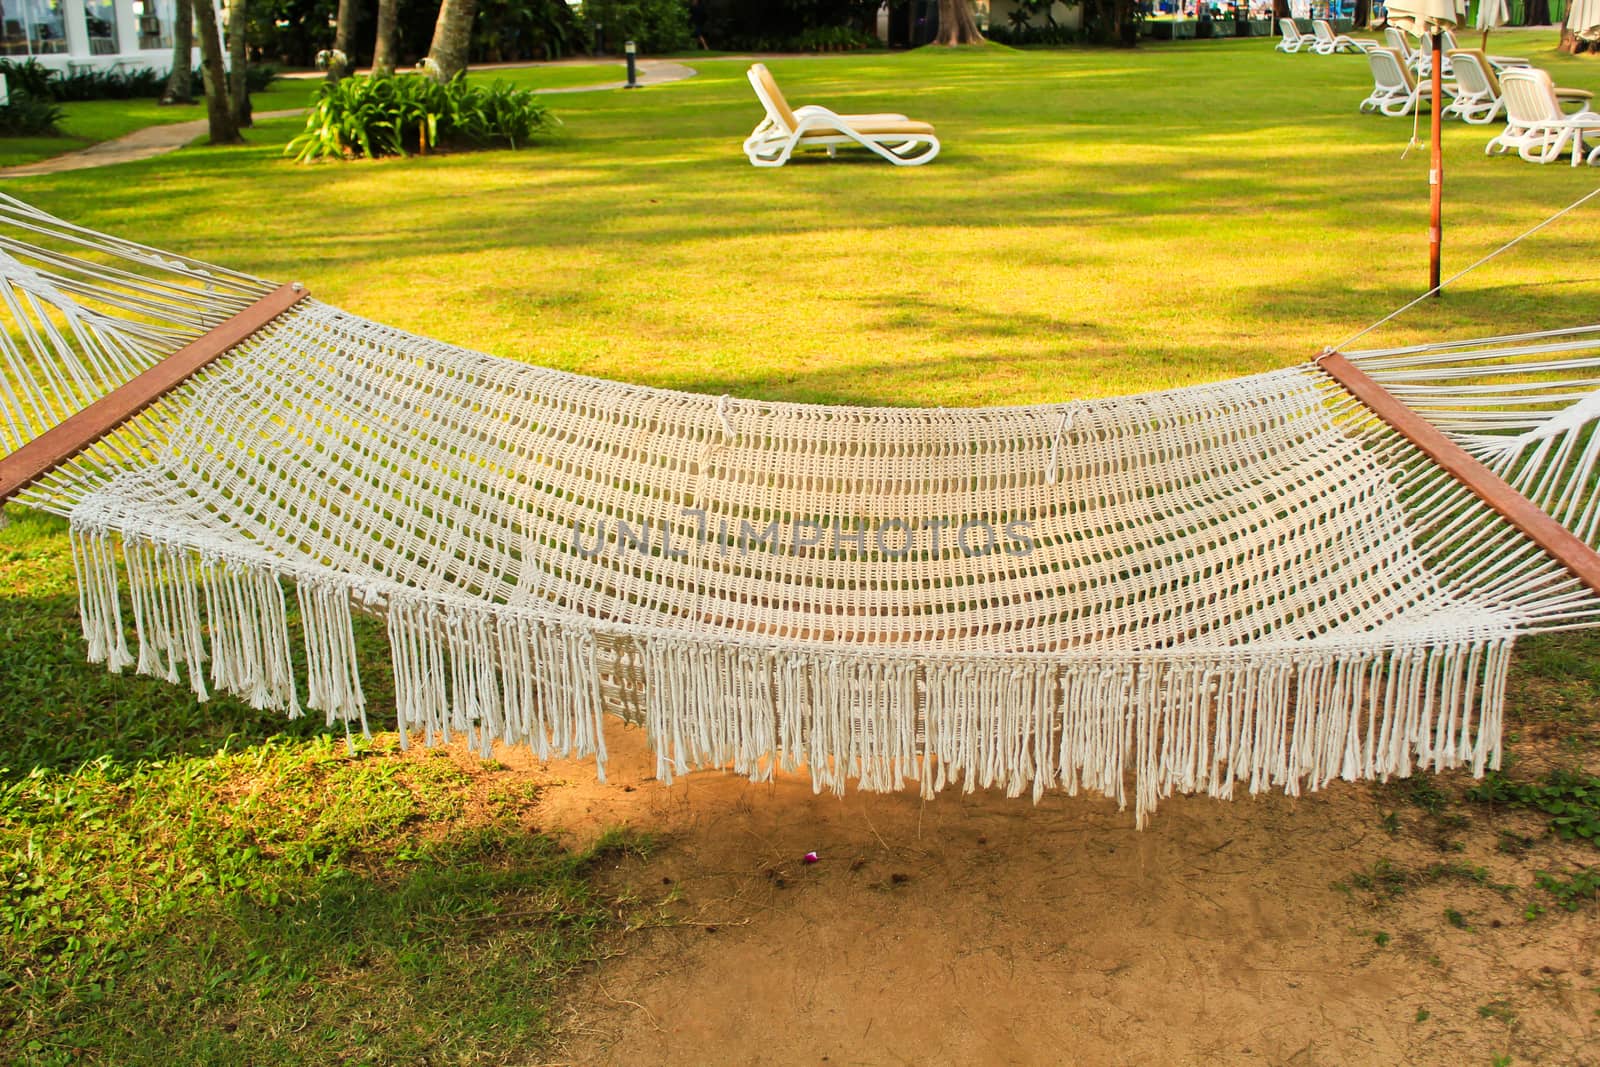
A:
[1429,31,1444,296]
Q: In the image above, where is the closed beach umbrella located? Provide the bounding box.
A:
[1477,0,1508,49]
[1384,0,1457,36]
[1568,0,1600,41]
[1384,0,1458,295]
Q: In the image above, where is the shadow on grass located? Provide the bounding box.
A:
[6,812,651,1065]
[0,510,392,778]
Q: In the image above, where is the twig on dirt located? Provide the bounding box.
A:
[862,809,894,855]
[597,982,664,1033]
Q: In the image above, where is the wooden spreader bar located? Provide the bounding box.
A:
[1318,350,1600,599]
[0,282,308,505]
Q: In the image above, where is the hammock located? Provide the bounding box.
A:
[5,194,1600,825]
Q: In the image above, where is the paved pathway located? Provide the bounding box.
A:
[0,58,697,178]
[0,109,303,178]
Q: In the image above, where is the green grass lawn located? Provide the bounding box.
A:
[2,31,1599,1063]
[0,81,319,169]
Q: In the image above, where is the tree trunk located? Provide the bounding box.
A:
[372,0,400,75]
[1524,0,1549,26]
[193,0,241,144]
[227,0,251,128]
[1353,0,1371,29]
[1556,27,1592,53]
[161,0,193,104]
[326,0,356,78]
[333,0,356,56]
[426,0,477,81]
[935,0,984,43]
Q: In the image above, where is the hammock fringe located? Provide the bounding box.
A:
[68,524,1511,826]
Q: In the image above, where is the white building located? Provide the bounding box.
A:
[0,0,215,74]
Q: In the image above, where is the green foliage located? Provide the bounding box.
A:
[0,92,63,137]
[195,63,282,96]
[794,24,879,51]
[1534,867,1600,911]
[710,0,878,50]
[987,22,1084,45]
[0,58,57,99]
[51,66,167,102]
[1337,858,1513,903]
[577,0,692,53]
[286,73,553,162]
[0,58,275,105]
[1468,769,1600,845]
[474,0,582,61]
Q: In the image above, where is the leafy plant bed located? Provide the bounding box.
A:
[287,73,554,161]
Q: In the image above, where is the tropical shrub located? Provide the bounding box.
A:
[0,58,275,103]
[0,92,64,137]
[51,66,167,101]
[286,73,553,161]
[576,0,692,53]
[0,59,56,99]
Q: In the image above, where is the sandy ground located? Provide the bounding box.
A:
[477,720,1598,1066]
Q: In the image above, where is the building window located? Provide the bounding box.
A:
[84,0,117,53]
[1,0,27,54]
[11,0,68,54]
[134,0,174,49]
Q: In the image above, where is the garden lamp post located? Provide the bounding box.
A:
[625,41,638,88]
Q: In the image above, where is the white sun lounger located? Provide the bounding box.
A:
[1489,67,1600,166]
[742,63,940,168]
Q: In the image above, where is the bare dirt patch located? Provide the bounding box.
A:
[459,716,1600,1066]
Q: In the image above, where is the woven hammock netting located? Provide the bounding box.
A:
[5,193,1600,824]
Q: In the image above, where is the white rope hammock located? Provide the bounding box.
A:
[5,193,1600,825]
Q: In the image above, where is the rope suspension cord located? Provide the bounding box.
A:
[1326,183,1600,354]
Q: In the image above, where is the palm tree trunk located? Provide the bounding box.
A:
[372,0,400,75]
[426,0,477,81]
[935,0,984,43]
[193,0,241,144]
[227,0,251,128]
[326,0,356,78]
[162,0,193,104]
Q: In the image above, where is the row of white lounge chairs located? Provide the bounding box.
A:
[1359,45,1600,165]
[1279,22,1600,167]
[1275,18,1375,55]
